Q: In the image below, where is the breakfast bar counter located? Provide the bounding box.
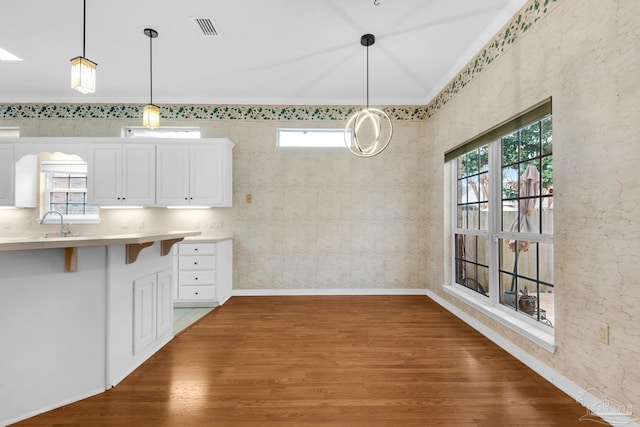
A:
[0,231,201,425]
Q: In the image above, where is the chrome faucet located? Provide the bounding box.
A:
[40,210,71,237]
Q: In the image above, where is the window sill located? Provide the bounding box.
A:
[442,284,556,353]
[41,216,100,225]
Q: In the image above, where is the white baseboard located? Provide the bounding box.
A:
[426,289,639,427]
[174,301,217,308]
[232,288,428,297]
[1,387,105,427]
[109,333,173,388]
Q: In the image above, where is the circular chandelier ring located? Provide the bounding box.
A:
[344,107,393,158]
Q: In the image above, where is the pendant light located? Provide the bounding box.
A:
[344,34,392,158]
[143,28,160,129]
[70,0,97,94]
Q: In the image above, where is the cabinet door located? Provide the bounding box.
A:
[190,144,225,206]
[156,145,190,206]
[133,274,157,354]
[156,269,173,338]
[88,145,122,205]
[122,145,155,205]
[0,144,13,206]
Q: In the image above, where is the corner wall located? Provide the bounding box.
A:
[424,0,639,416]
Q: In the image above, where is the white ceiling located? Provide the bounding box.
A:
[0,0,527,106]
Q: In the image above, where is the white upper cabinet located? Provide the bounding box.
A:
[156,140,233,207]
[0,144,14,206]
[89,144,156,206]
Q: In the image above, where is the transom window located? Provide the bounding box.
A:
[451,103,553,331]
[123,126,201,138]
[277,128,352,148]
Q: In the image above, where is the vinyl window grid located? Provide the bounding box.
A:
[449,100,554,339]
[42,161,100,224]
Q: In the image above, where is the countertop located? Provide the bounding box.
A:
[182,234,233,243]
[0,230,203,252]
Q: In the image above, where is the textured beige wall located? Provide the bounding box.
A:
[425,0,639,414]
[230,120,428,290]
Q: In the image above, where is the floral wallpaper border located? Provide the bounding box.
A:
[0,0,557,122]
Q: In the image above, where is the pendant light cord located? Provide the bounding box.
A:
[366,43,369,110]
[149,34,153,105]
[82,0,86,57]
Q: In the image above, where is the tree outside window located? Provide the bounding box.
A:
[454,115,553,328]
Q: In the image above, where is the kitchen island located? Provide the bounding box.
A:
[0,231,199,426]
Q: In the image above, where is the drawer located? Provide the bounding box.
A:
[179,255,215,270]
[179,243,216,256]
[179,285,216,301]
[179,271,216,285]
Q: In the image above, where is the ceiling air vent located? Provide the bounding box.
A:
[192,17,220,36]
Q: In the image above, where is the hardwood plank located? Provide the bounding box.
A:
[13,296,608,426]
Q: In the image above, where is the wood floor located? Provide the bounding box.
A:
[14,296,605,427]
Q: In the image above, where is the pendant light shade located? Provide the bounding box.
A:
[70,56,97,94]
[143,28,160,129]
[143,103,160,129]
[70,0,96,93]
[344,34,392,158]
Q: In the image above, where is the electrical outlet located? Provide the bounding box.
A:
[598,323,609,345]
[209,221,223,229]
[138,220,145,229]
[120,221,129,230]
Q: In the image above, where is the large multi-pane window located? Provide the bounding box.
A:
[452,104,553,328]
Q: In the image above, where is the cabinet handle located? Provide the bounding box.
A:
[194,248,198,252]
[185,197,188,200]
[195,277,198,280]
[194,262,198,265]
[195,292,199,295]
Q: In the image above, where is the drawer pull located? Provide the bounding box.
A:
[195,292,199,295]
[195,277,198,280]
[194,262,198,265]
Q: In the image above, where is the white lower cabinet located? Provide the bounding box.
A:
[174,239,233,307]
[133,269,172,354]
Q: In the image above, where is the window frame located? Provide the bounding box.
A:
[277,128,352,148]
[445,100,555,352]
[41,160,100,224]
[123,126,201,139]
